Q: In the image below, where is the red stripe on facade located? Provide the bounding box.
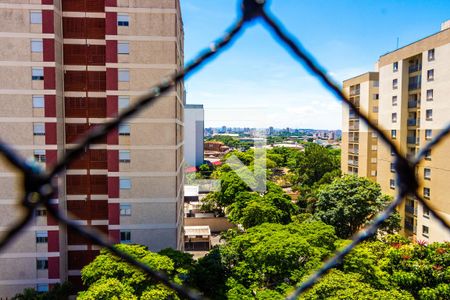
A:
[42,10,54,33]
[108,177,119,198]
[106,68,118,91]
[48,257,60,279]
[106,41,118,63]
[45,150,57,167]
[107,128,119,145]
[43,39,55,62]
[107,150,119,172]
[105,12,117,35]
[108,204,120,225]
[48,230,59,252]
[44,95,56,117]
[45,123,57,144]
[105,0,117,7]
[42,0,53,4]
[47,205,59,226]
[109,230,120,243]
[106,95,118,118]
[44,67,56,90]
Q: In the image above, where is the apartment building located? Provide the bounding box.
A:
[0,0,184,297]
[342,22,450,243]
[342,72,379,181]
[184,104,204,167]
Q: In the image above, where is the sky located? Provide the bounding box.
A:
[180,0,450,130]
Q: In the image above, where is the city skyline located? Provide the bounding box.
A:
[181,0,450,129]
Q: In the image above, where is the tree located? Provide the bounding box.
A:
[300,270,414,300]
[219,221,338,293]
[315,175,401,238]
[79,244,184,299]
[12,282,73,300]
[288,143,340,188]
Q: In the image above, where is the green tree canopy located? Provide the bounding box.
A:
[315,175,401,238]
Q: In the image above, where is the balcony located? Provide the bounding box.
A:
[349,90,360,96]
[348,149,359,155]
[407,136,418,145]
[408,64,421,73]
[408,82,421,91]
[405,204,416,215]
[348,160,358,166]
[349,137,359,143]
[349,124,359,131]
[407,118,419,126]
[349,113,358,119]
[408,100,419,109]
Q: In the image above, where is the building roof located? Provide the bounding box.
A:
[185,104,204,109]
[184,185,199,197]
[184,226,211,236]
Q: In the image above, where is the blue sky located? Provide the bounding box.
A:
[181,0,450,129]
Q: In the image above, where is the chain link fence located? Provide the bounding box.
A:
[0,0,448,299]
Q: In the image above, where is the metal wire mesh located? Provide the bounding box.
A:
[0,0,448,299]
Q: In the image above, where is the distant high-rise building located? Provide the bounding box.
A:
[342,23,450,243]
[185,104,204,167]
[342,72,379,182]
[0,0,184,296]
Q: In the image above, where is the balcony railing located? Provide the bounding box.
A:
[407,118,418,126]
[408,100,419,108]
[348,149,359,155]
[407,136,418,145]
[408,82,421,91]
[349,113,357,119]
[404,221,415,233]
[349,137,359,143]
[408,64,421,73]
[348,160,358,166]
[405,204,415,215]
[349,90,360,96]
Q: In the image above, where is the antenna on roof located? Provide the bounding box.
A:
[396,37,399,49]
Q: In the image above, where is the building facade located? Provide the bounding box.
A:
[342,22,450,243]
[0,0,184,297]
[184,104,204,167]
[342,72,379,181]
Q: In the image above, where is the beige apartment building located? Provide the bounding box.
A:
[342,72,379,181]
[0,0,184,297]
[342,21,450,243]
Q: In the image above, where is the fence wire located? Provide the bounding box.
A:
[0,0,448,299]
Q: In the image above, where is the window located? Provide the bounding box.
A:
[393,62,398,72]
[370,170,377,176]
[391,130,397,139]
[120,231,131,243]
[119,124,130,136]
[120,204,131,216]
[371,158,377,163]
[392,113,397,123]
[427,69,434,81]
[424,168,431,180]
[372,106,378,113]
[425,129,432,140]
[390,163,395,172]
[119,150,131,162]
[392,79,398,89]
[423,207,430,218]
[373,81,379,87]
[31,39,43,52]
[36,258,48,270]
[120,178,131,189]
[426,109,433,121]
[426,89,433,101]
[390,179,395,189]
[371,145,377,151]
[423,187,430,198]
[36,284,49,293]
[392,96,397,106]
[118,69,130,82]
[119,96,130,109]
[422,225,429,238]
[34,150,46,163]
[36,208,47,216]
[32,67,44,80]
[425,149,431,160]
[118,42,129,54]
[373,94,379,100]
[391,148,395,156]
[32,95,45,108]
[30,11,42,24]
[36,231,48,243]
[428,49,435,61]
[33,123,45,136]
[372,132,377,138]
[118,14,130,27]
